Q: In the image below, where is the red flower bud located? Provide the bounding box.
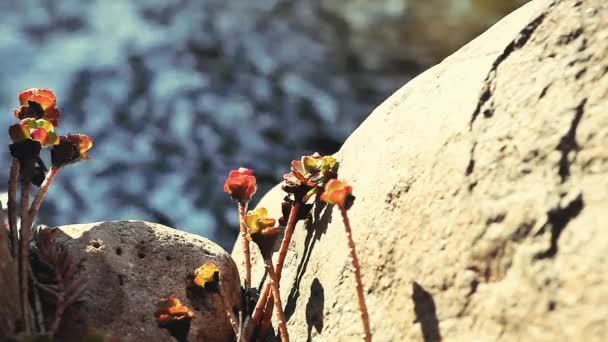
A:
[223,168,257,203]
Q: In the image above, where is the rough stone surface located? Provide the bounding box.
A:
[55,221,241,341]
[233,0,608,341]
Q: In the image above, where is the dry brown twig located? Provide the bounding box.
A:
[34,226,87,336]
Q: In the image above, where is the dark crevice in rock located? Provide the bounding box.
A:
[539,83,552,99]
[465,11,548,179]
[465,143,476,176]
[574,67,587,80]
[557,27,583,45]
[412,282,442,342]
[534,193,584,259]
[469,12,547,126]
[556,98,586,182]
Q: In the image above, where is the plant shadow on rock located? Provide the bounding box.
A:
[305,278,324,342]
[284,200,331,321]
[412,282,442,342]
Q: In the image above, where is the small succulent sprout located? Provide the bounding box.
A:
[13,88,60,127]
[245,208,280,259]
[193,262,220,290]
[154,297,194,342]
[193,262,240,335]
[223,167,257,203]
[320,179,355,210]
[8,119,58,185]
[154,297,194,326]
[51,133,93,168]
[245,208,277,233]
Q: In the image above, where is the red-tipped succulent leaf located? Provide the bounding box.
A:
[51,133,93,167]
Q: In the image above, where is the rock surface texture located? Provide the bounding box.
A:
[233,0,608,341]
[55,221,241,341]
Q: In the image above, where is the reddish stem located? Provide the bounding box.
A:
[264,258,289,342]
[8,158,20,257]
[23,167,59,231]
[18,180,31,332]
[218,281,239,336]
[339,206,371,342]
[19,167,59,334]
[252,202,300,325]
[238,202,251,289]
[275,202,300,280]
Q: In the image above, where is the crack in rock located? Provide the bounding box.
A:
[469,12,548,126]
[534,193,584,259]
[465,11,549,179]
[556,98,587,182]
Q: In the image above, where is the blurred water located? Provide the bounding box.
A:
[0,0,516,247]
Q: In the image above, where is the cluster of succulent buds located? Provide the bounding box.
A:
[8,88,92,185]
[2,88,94,340]
[283,153,339,203]
[216,153,369,342]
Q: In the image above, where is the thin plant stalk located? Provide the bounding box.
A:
[29,264,46,334]
[251,202,300,324]
[238,202,251,289]
[24,167,60,230]
[8,158,20,257]
[18,180,32,333]
[339,206,371,342]
[20,182,30,231]
[263,258,289,342]
[217,280,239,336]
[17,166,60,335]
[274,202,300,279]
[256,293,274,342]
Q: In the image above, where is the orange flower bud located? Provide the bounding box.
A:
[320,179,355,209]
[154,297,193,326]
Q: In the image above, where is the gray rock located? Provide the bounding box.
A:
[55,220,240,341]
[233,0,608,340]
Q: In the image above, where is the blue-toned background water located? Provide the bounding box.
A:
[0,0,525,248]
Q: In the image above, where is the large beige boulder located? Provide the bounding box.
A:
[233,0,608,341]
[55,221,240,341]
